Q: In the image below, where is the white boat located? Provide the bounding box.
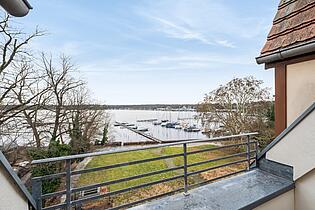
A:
[174,125,182,129]
[153,121,162,125]
[192,128,201,132]
[161,122,167,127]
[144,131,152,136]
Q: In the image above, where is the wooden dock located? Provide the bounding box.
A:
[136,118,158,122]
[116,122,163,143]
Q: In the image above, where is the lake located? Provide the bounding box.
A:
[108,110,209,143]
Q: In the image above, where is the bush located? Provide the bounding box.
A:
[29,139,71,194]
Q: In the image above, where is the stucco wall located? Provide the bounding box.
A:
[287,59,315,125]
[0,166,28,210]
[253,190,294,210]
[295,168,315,210]
[266,102,315,209]
[266,108,315,180]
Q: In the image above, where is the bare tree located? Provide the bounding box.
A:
[198,76,271,135]
[68,85,107,154]
[40,53,84,144]
[0,14,44,125]
[12,61,51,147]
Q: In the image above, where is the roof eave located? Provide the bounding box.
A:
[256,39,315,65]
[0,0,32,17]
[22,0,33,9]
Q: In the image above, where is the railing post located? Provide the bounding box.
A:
[31,178,42,210]
[183,143,189,196]
[65,159,72,210]
[255,141,259,167]
[246,135,251,171]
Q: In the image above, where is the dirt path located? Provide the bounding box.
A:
[72,157,93,188]
[151,148,182,175]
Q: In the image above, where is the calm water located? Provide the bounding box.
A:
[108,110,208,143]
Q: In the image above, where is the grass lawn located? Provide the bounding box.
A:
[78,149,177,191]
[77,144,246,207]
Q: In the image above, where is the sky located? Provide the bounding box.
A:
[18,0,279,105]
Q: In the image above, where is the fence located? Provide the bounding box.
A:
[31,132,258,210]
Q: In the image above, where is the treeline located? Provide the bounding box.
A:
[107,104,197,110]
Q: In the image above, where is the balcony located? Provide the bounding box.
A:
[29,132,286,210]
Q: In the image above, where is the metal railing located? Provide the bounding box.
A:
[31,132,258,210]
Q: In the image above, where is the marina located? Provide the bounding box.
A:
[109,110,211,143]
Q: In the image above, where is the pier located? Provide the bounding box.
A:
[116,122,163,143]
[136,118,158,122]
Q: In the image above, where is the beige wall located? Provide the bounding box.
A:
[295,168,315,210]
[266,108,315,180]
[287,59,315,125]
[0,166,29,210]
[266,100,315,209]
[254,190,294,210]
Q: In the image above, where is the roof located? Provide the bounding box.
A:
[130,169,294,210]
[256,0,315,64]
[0,151,36,209]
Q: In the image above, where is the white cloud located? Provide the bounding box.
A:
[148,16,214,45]
[135,0,273,48]
[78,51,253,75]
[215,40,236,48]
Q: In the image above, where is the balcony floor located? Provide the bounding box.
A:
[130,169,294,210]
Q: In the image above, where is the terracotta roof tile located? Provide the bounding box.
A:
[260,0,315,56]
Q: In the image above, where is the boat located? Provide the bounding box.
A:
[174,125,182,129]
[184,125,200,132]
[153,121,162,125]
[137,119,158,122]
[144,131,152,136]
[138,127,149,132]
[161,122,167,127]
[161,120,168,123]
[166,122,175,128]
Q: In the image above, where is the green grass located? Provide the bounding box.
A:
[78,149,177,191]
[161,144,243,175]
[77,144,244,207]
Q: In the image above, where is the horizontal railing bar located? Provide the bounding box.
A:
[32,132,258,164]
[41,190,67,199]
[42,203,66,210]
[72,165,184,193]
[71,174,184,206]
[108,187,184,210]
[187,151,255,168]
[187,142,256,155]
[188,169,248,189]
[187,158,252,177]
[71,153,183,176]
[32,172,67,181]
